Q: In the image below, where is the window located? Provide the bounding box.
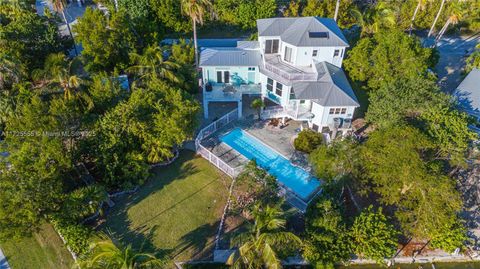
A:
[267,78,274,92]
[265,40,279,54]
[284,47,293,63]
[341,108,347,114]
[335,108,341,114]
[275,82,283,96]
[312,50,318,57]
[290,89,295,99]
[224,71,230,84]
[329,108,335,114]
[216,71,222,83]
[248,67,256,71]
[312,124,319,131]
[340,49,344,57]
[334,49,340,57]
[300,100,306,104]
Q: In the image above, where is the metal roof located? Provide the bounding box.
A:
[456,68,480,115]
[291,62,359,107]
[199,48,262,67]
[257,17,349,47]
[237,41,260,50]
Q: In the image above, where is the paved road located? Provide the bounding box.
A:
[0,249,11,269]
[422,32,480,93]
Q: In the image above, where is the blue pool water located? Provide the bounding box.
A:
[220,128,321,200]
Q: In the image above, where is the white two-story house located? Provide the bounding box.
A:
[200,17,359,134]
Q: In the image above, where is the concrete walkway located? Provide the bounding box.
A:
[0,249,11,269]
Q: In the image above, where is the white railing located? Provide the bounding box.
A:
[261,106,286,119]
[195,109,241,178]
[263,62,317,81]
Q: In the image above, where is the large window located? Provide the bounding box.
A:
[312,50,318,57]
[267,78,274,92]
[224,71,230,84]
[265,40,279,54]
[284,46,293,63]
[216,71,222,83]
[275,82,283,96]
[334,49,340,57]
[329,107,347,115]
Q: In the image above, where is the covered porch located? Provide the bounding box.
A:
[203,83,261,119]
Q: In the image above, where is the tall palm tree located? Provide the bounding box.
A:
[228,204,302,269]
[33,53,82,100]
[180,0,212,67]
[435,1,463,44]
[51,0,79,56]
[76,239,163,269]
[428,0,447,37]
[334,0,341,21]
[409,0,431,35]
[127,45,183,86]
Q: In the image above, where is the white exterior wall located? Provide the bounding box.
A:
[259,73,291,106]
[295,46,347,67]
[202,66,260,85]
[310,103,356,127]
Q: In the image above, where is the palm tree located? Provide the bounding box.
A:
[350,3,396,36]
[51,0,79,56]
[428,0,447,37]
[128,45,183,86]
[228,204,302,269]
[333,0,341,21]
[435,1,464,43]
[251,98,265,120]
[76,238,163,269]
[32,53,82,100]
[180,0,212,67]
[409,0,431,35]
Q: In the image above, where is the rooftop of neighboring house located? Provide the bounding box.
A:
[256,17,349,47]
[456,68,480,114]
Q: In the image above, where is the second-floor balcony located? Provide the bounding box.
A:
[204,83,261,101]
[262,54,317,82]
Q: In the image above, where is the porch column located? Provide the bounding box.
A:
[295,100,300,118]
[203,99,209,119]
[237,99,242,119]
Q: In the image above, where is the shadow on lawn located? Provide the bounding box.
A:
[174,221,220,261]
[101,150,201,259]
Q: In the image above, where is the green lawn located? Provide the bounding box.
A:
[103,150,232,262]
[1,223,74,269]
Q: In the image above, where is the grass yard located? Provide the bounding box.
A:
[1,223,74,269]
[102,150,232,262]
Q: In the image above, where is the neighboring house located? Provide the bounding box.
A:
[455,68,480,133]
[199,17,359,135]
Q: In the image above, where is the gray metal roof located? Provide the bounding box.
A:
[456,68,480,115]
[237,41,260,50]
[199,48,262,67]
[291,62,359,107]
[257,17,349,47]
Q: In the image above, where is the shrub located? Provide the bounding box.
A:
[51,218,92,255]
[294,129,323,153]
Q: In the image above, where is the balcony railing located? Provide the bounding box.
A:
[263,61,317,81]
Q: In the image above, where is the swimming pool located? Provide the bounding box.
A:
[220,128,321,200]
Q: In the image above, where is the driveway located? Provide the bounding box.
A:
[422,32,480,93]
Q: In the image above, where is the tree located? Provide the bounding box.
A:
[303,197,352,268]
[334,0,340,21]
[409,0,431,35]
[128,45,182,86]
[0,53,25,91]
[429,216,468,253]
[309,138,359,181]
[302,0,357,28]
[350,206,399,264]
[150,0,191,33]
[170,39,197,93]
[420,105,476,167]
[234,0,277,30]
[293,129,323,154]
[344,29,434,90]
[250,98,264,120]
[435,0,464,43]
[73,8,136,72]
[465,44,480,73]
[228,204,301,269]
[350,2,397,36]
[77,238,164,268]
[283,0,300,17]
[180,0,212,67]
[51,0,78,56]
[428,0,447,37]
[32,53,82,99]
[360,126,462,239]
